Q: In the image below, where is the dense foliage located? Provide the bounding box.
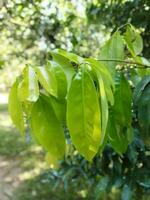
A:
[9,24,150,160]
[1,1,149,199]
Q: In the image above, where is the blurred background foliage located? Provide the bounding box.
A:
[0,0,150,200]
[1,0,150,91]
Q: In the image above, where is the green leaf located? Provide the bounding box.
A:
[49,95,66,125]
[67,67,101,161]
[133,75,150,106]
[85,58,115,105]
[137,82,150,146]
[97,72,108,145]
[53,49,83,63]
[8,79,25,133]
[113,74,132,126]
[107,114,132,154]
[100,31,124,76]
[46,61,67,98]
[50,51,75,89]
[108,73,133,154]
[31,94,66,161]
[35,66,57,97]
[18,66,39,102]
[124,25,143,56]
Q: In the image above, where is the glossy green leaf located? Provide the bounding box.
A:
[8,79,25,133]
[31,94,66,161]
[86,58,115,105]
[97,72,108,145]
[124,25,143,56]
[46,61,67,98]
[67,68,101,161]
[35,66,57,97]
[100,31,124,75]
[18,66,39,102]
[50,51,75,88]
[49,95,66,125]
[53,49,83,63]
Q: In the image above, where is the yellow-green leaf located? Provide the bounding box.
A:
[31,94,66,160]
[50,51,75,89]
[8,79,25,133]
[67,68,101,161]
[47,61,67,98]
[35,66,57,97]
[18,66,39,102]
[97,72,108,145]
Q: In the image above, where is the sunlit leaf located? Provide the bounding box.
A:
[53,49,83,63]
[50,51,75,89]
[31,94,66,161]
[85,58,115,105]
[8,79,25,133]
[96,72,108,144]
[124,25,143,56]
[100,31,124,76]
[46,61,67,98]
[18,66,39,102]
[35,66,57,97]
[67,67,101,161]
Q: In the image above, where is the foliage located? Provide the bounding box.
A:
[8,25,150,168]
[86,0,150,57]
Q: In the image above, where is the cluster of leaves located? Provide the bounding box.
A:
[8,25,150,170]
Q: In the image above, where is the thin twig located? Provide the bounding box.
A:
[97,59,150,69]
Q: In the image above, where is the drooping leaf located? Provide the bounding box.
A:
[108,73,133,154]
[49,95,66,125]
[35,66,57,97]
[133,75,150,106]
[113,73,132,126]
[50,51,75,88]
[124,25,143,56]
[85,58,115,105]
[8,79,25,133]
[18,66,39,102]
[46,61,67,98]
[107,114,132,154]
[137,83,150,147]
[96,72,108,145]
[31,94,66,162]
[100,31,124,76]
[67,67,101,161]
